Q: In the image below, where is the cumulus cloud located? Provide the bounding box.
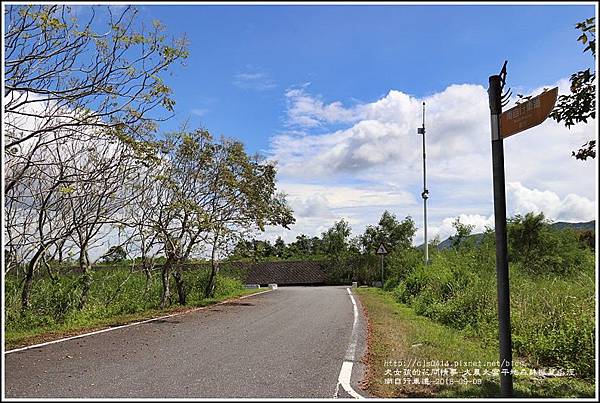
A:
[285,84,362,127]
[291,194,334,219]
[423,182,596,244]
[264,79,596,246]
[507,182,596,223]
[273,84,491,180]
[427,213,495,243]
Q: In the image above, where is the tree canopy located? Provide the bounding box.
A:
[549,16,596,160]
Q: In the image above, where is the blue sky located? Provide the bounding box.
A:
[145,4,595,151]
[82,3,599,245]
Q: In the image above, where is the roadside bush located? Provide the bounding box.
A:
[389,219,595,379]
[324,252,379,286]
[510,270,595,379]
[5,265,246,337]
[384,247,422,289]
[508,213,589,276]
[182,267,244,305]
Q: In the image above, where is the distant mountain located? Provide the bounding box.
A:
[436,233,484,251]
[417,220,595,251]
[550,220,595,231]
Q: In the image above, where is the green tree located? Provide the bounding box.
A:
[4,4,187,312]
[508,212,588,275]
[361,211,416,253]
[508,212,546,269]
[293,234,312,257]
[310,236,324,256]
[229,239,253,260]
[101,246,127,263]
[449,217,475,249]
[201,136,295,298]
[251,239,275,260]
[322,219,352,256]
[549,17,596,160]
[5,5,188,193]
[273,236,287,258]
[578,230,595,251]
[150,129,295,304]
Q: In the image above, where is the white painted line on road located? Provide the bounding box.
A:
[338,361,363,399]
[345,287,359,361]
[4,289,272,355]
[334,287,365,399]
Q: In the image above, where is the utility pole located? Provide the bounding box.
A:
[417,102,429,265]
[488,64,513,398]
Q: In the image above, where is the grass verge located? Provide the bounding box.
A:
[5,287,266,351]
[356,287,595,398]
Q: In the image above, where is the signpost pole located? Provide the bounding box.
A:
[380,254,384,287]
[376,243,388,288]
[488,74,513,398]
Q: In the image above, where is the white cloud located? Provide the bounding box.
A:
[285,84,361,127]
[233,70,276,91]
[191,108,209,117]
[427,213,495,243]
[419,181,596,245]
[280,182,416,211]
[265,79,597,246]
[507,181,596,222]
[273,84,491,180]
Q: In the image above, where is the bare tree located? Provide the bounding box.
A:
[4,4,188,192]
[61,133,144,310]
[201,139,295,298]
[7,131,81,311]
[148,130,217,307]
[120,153,165,292]
[4,4,187,311]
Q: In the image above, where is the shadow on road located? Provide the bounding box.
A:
[221,302,254,306]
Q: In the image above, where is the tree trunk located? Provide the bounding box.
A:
[20,248,44,313]
[204,258,219,299]
[143,257,153,292]
[173,264,186,305]
[160,261,171,309]
[78,248,93,310]
[42,254,58,281]
[57,239,65,264]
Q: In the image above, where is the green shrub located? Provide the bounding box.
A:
[5,265,246,337]
[386,220,595,379]
[508,213,590,276]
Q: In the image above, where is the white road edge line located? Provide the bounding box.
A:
[334,287,365,399]
[4,288,272,355]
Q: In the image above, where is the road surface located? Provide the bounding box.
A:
[4,286,368,398]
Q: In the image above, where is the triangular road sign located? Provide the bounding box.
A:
[376,243,388,255]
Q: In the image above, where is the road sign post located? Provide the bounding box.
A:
[488,63,558,398]
[379,255,384,287]
[500,87,558,138]
[376,243,388,287]
[488,74,513,397]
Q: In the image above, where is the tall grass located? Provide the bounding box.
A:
[385,228,596,379]
[5,266,246,338]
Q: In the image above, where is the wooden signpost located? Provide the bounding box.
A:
[500,87,558,138]
[488,63,558,398]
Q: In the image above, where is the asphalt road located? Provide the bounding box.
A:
[4,286,368,398]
